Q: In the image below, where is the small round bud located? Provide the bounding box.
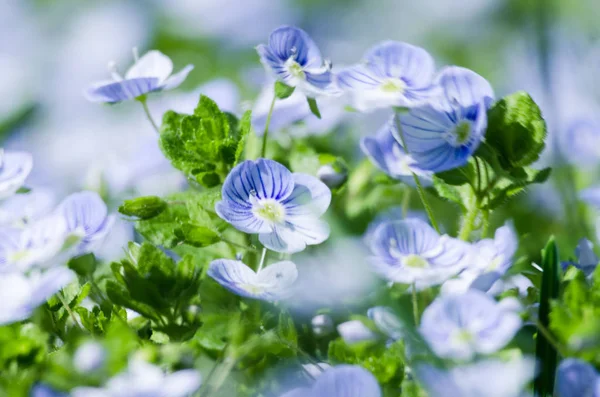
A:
[311,314,334,337]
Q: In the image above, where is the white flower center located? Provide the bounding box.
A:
[485,255,505,272]
[453,329,474,344]
[9,250,31,264]
[285,58,306,80]
[241,283,264,294]
[252,198,286,224]
[403,254,430,269]
[444,120,473,147]
[380,78,406,93]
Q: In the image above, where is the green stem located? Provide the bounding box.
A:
[536,320,567,357]
[257,247,268,272]
[221,238,258,252]
[459,199,479,241]
[401,188,411,218]
[139,97,160,134]
[393,112,440,233]
[57,291,83,330]
[411,283,419,325]
[481,209,490,238]
[260,95,277,158]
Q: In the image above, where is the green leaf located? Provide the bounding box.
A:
[485,91,547,169]
[119,196,168,220]
[535,237,560,397]
[431,176,472,211]
[307,97,321,119]
[174,223,221,248]
[235,110,251,164]
[68,253,97,276]
[274,81,295,99]
[435,162,475,186]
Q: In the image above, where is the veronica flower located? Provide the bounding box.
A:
[560,238,599,277]
[560,118,600,167]
[337,320,377,344]
[361,117,433,186]
[280,365,381,397]
[85,49,194,103]
[72,359,202,397]
[0,267,74,325]
[368,218,469,290]
[414,357,535,397]
[208,259,297,301]
[397,66,494,173]
[337,41,437,112]
[0,214,68,272]
[0,188,54,227]
[368,306,403,342]
[0,150,33,199]
[420,289,522,360]
[257,26,337,96]
[216,159,331,253]
[58,191,115,254]
[555,358,600,397]
[442,223,517,295]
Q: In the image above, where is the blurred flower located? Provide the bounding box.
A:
[363,206,428,247]
[216,159,331,253]
[0,188,55,227]
[398,66,493,173]
[208,259,297,301]
[487,274,533,298]
[257,26,337,96]
[0,150,33,199]
[85,49,193,104]
[414,357,535,397]
[361,117,433,186]
[555,358,600,397]
[368,306,404,342]
[0,214,68,272]
[280,365,381,397]
[560,118,600,167]
[337,41,436,112]
[0,267,74,326]
[72,359,201,397]
[311,314,334,337]
[74,341,106,373]
[442,223,517,295]
[337,320,377,344]
[368,218,469,290]
[317,164,347,190]
[58,191,115,254]
[30,385,66,397]
[419,289,522,360]
[560,238,598,277]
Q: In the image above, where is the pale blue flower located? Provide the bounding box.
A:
[337,320,377,344]
[58,191,115,254]
[414,357,535,397]
[0,188,54,227]
[31,385,66,397]
[561,238,598,277]
[337,41,437,112]
[398,66,494,172]
[443,223,517,295]
[560,118,600,167]
[208,259,298,301]
[86,49,194,103]
[74,341,106,373]
[361,117,433,186]
[216,159,331,253]
[368,306,403,342]
[419,289,522,360]
[555,358,600,397]
[72,359,202,397]
[0,150,33,199]
[257,26,337,96]
[363,206,428,247]
[0,214,68,272]
[0,267,74,325]
[280,365,381,397]
[368,218,469,289]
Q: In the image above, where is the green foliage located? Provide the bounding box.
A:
[159,95,250,187]
[68,253,97,277]
[118,196,168,220]
[307,97,321,119]
[274,81,295,99]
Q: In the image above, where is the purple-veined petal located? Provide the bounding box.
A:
[215,201,270,234]
[85,77,161,103]
[160,65,194,91]
[283,173,331,217]
[267,26,323,69]
[125,50,173,84]
[435,66,495,110]
[261,217,330,253]
[303,70,336,95]
[0,188,55,226]
[207,259,259,299]
[370,218,440,258]
[336,64,382,90]
[555,359,599,397]
[313,365,382,397]
[0,151,33,199]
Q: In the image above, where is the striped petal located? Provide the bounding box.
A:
[336,64,382,91]
[370,218,440,258]
[125,50,173,84]
[283,174,331,217]
[0,151,33,200]
[365,41,435,88]
[267,26,323,69]
[85,77,161,103]
[313,365,382,397]
[215,201,269,234]
[435,66,495,110]
[161,65,194,91]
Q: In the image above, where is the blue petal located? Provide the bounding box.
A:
[336,64,381,90]
[367,306,403,341]
[435,66,495,110]
[304,70,336,93]
[85,77,161,103]
[215,201,269,234]
[313,365,382,397]
[259,218,330,253]
[556,359,599,397]
[59,191,113,252]
[207,259,262,299]
[0,272,35,325]
[283,173,331,217]
[364,41,436,88]
[222,159,295,204]
[31,385,67,397]
[161,65,194,91]
[161,369,203,397]
[0,151,33,199]
[370,218,440,259]
[267,26,323,69]
[255,260,298,300]
[337,320,377,344]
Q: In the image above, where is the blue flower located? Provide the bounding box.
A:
[74,341,106,373]
[257,26,337,96]
[58,191,115,254]
[414,357,535,397]
[368,306,403,342]
[31,385,66,397]
[86,49,194,103]
[0,188,55,227]
[560,118,600,167]
[361,117,433,185]
[368,218,469,289]
[216,159,331,253]
[0,150,33,199]
[0,267,74,326]
[561,238,598,277]
[397,66,494,172]
[555,358,600,397]
[0,214,68,272]
[208,259,298,301]
[280,365,381,397]
[337,41,437,112]
[419,289,522,360]
[336,320,377,344]
[443,223,518,294]
[72,359,202,397]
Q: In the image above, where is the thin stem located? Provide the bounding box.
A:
[139,97,160,134]
[221,238,258,252]
[411,283,419,326]
[459,198,479,241]
[260,95,277,158]
[57,291,83,330]
[401,188,411,218]
[481,209,490,238]
[394,112,440,233]
[536,320,567,357]
[257,247,268,272]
